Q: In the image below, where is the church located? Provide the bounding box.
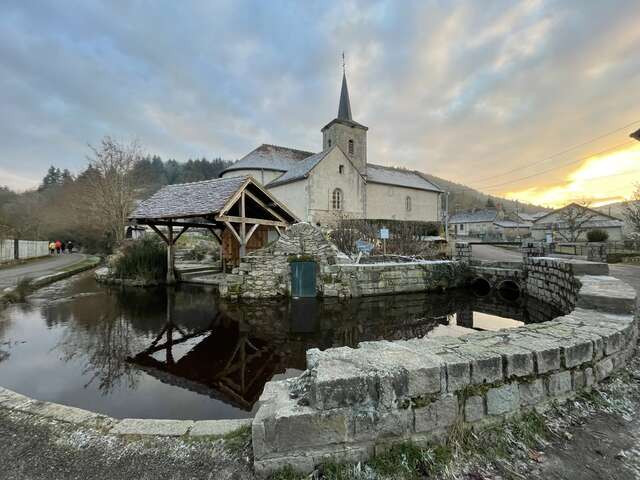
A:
[220,71,443,226]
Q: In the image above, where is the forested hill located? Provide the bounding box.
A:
[421,173,548,214]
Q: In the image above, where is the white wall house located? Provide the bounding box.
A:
[448,209,501,238]
[531,203,625,242]
[221,72,443,226]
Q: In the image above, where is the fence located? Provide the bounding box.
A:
[0,239,50,263]
[555,241,640,257]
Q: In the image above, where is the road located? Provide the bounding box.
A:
[0,253,89,290]
[471,243,523,262]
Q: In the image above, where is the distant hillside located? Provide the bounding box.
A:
[595,201,626,220]
[420,174,548,215]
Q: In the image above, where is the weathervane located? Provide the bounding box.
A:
[342,51,346,74]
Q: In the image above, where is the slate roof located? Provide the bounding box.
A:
[366,164,443,192]
[130,176,248,219]
[494,220,531,228]
[531,219,624,230]
[449,209,499,224]
[221,144,314,175]
[267,149,332,187]
[517,212,546,222]
[338,72,353,121]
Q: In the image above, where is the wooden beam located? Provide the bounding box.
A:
[275,226,282,236]
[215,215,288,228]
[148,224,170,245]
[138,219,221,229]
[206,227,222,244]
[244,189,286,223]
[240,192,247,257]
[173,226,189,244]
[245,223,260,243]
[224,221,242,243]
[218,177,252,216]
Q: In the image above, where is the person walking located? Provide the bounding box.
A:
[55,240,62,255]
[67,240,74,254]
[61,241,66,254]
[48,241,55,255]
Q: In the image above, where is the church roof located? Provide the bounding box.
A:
[221,144,314,175]
[449,209,499,224]
[267,149,332,187]
[338,72,352,121]
[366,164,443,193]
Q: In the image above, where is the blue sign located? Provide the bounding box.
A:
[380,228,389,240]
[355,240,374,254]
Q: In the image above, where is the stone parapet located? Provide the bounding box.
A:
[252,257,638,476]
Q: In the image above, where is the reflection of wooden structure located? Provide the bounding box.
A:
[128,317,282,411]
[128,175,298,282]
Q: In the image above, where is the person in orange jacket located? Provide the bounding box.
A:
[55,240,62,255]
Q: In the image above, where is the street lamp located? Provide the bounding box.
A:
[631,128,640,142]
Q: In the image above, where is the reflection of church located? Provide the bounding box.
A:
[127,290,561,412]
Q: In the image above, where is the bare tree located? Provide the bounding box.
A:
[83,137,143,244]
[554,201,597,242]
[623,183,640,235]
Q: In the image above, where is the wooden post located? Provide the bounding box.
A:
[239,191,247,257]
[166,223,176,285]
[13,238,18,260]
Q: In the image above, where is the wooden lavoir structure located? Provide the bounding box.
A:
[128,175,298,283]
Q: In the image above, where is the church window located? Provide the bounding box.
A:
[328,139,332,147]
[332,188,343,210]
[348,139,354,155]
[405,196,412,212]
[339,164,344,174]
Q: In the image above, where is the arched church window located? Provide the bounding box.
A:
[406,196,412,212]
[348,139,354,155]
[332,188,343,210]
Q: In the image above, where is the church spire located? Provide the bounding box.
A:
[337,54,353,121]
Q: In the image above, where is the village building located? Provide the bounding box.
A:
[515,211,547,223]
[449,209,503,238]
[531,202,625,242]
[220,72,443,226]
[492,220,531,239]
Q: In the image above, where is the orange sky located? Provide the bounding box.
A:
[499,143,640,208]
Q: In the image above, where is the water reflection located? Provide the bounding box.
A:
[0,274,561,419]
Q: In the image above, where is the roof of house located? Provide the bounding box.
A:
[267,149,333,187]
[494,220,531,228]
[531,219,624,230]
[449,209,499,224]
[517,212,546,222]
[129,175,298,222]
[221,144,314,175]
[366,164,443,192]
[532,202,624,224]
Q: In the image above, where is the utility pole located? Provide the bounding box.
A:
[444,192,450,242]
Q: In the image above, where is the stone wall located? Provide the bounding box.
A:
[251,258,638,476]
[221,223,468,299]
[320,261,468,298]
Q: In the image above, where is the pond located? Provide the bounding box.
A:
[0,272,561,420]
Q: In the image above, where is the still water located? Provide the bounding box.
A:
[0,272,560,420]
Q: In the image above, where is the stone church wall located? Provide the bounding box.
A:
[365,182,440,223]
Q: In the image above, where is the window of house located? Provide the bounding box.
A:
[348,139,354,155]
[328,139,332,147]
[339,164,344,174]
[460,224,465,231]
[332,188,343,210]
[405,196,412,212]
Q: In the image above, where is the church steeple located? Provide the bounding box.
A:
[337,72,352,121]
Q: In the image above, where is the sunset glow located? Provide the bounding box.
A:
[502,144,640,208]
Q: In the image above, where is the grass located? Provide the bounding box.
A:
[223,423,252,455]
[111,237,167,283]
[268,410,552,480]
[1,278,34,305]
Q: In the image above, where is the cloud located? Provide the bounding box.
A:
[0,0,639,206]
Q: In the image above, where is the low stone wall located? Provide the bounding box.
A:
[321,261,468,298]
[251,258,638,476]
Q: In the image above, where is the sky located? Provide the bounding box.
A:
[1,0,639,207]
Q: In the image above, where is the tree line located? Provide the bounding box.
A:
[0,137,233,253]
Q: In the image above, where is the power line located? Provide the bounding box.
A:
[478,140,636,191]
[468,119,640,185]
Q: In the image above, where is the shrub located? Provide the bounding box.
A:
[587,229,609,242]
[111,236,167,283]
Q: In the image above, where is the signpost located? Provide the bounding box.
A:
[380,227,389,256]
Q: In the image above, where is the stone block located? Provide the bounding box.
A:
[547,371,572,397]
[518,378,544,406]
[562,338,594,368]
[454,345,503,385]
[595,357,614,381]
[491,344,534,379]
[464,395,485,422]
[190,419,251,437]
[313,357,376,410]
[354,409,414,442]
[414,394,459,433]
[486,383,520,415]
[110,419,194,436]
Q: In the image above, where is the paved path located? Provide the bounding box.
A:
[0,253,89,290]
[471,243,523,262]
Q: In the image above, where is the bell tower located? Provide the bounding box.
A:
[322,65,368,176]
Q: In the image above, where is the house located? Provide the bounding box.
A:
[492,220,531,239]
[514,212,547,223]
[530,203,624,242]
[449,209,502,237]
[220,71,443,226]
